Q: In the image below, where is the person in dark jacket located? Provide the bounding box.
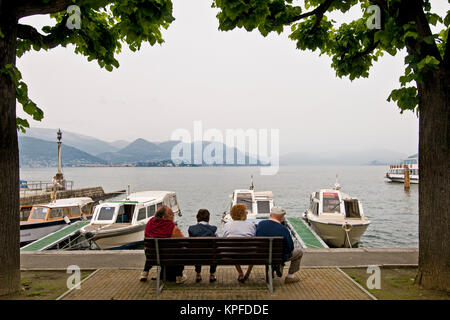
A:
[188,209,218,283]
[255,206,303,284]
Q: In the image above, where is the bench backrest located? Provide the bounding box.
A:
[144,237,284,266]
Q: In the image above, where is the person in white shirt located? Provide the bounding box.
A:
[222,204,256,283]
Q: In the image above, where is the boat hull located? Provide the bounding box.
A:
[386,173,419,184]
[87,224,146,250]
[308,219,369,248]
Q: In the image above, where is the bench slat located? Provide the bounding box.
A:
[144,259,283,265]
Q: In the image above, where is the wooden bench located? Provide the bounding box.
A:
[144,237,284,295]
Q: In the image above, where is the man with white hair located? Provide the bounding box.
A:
[255,206,303,284]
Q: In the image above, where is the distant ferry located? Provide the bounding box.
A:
[385,158,419,184]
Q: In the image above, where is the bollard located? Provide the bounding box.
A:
[404,165,410,191]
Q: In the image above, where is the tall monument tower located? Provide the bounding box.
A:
[55,128,65,190]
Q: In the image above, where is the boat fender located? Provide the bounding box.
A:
[63,216,71,225]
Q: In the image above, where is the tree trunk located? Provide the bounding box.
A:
[0,6,20,296]
[415,66,450,292]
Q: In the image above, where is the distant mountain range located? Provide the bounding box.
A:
[19,136,107,167]
[18,129,259,167]
[18,128,416,168]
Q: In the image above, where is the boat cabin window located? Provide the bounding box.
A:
[344,200,361,218]
[71,206,81,217]
[97,206,116,220]
[169,195,177,207]
[49,208,70,219]
[116,204,135,223]
[323,193,340,213]
[137,208,146,221]
[31,207,48,220]
[313,202,319,215]
[20,207,32,221]
[147,205,156,217]
[236,193,253,213]
[257,200,270,214]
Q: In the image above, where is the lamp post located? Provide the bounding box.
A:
[55,129,65,190]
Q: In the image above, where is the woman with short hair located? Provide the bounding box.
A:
[222,204,256,283]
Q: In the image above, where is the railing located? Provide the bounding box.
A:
[19,180,74,197]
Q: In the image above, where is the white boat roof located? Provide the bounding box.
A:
[125,191,175,203]
[254,191,274,199]
[36,197,93,208]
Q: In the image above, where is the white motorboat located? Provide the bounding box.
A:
[20,197,94,246]
[80,191,181,250]
[385,157,419,184]
[303,181,370,248]
[221,177,274,224]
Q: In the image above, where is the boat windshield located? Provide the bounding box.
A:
[97,206,116,220]
[323,192,340,213]
[31,207,48,220]
[257,200,270,214]
[236,194,253,213]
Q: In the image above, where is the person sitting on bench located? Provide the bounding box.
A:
[140,205,186,284]
[188,209,218,283]
[255,206,303,284]
[222,204,256,283]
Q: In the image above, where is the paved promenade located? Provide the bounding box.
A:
[59,266,375,300]
[21,248,418,270]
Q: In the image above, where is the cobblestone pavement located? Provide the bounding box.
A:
[61,266,373,300]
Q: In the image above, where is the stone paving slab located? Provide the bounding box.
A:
[61,266,373,300]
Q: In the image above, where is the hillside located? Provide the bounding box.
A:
[18,136,107,167]
[18,127,118,156]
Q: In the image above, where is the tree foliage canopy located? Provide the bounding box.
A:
[212,0,449,114]
[3,0,174,132]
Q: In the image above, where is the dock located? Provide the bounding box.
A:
[286,217,328,249]
[21,221,90,252]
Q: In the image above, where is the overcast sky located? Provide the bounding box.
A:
[16,0,448,156]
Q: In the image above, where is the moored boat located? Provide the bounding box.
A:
[20,197,94,246]
[221,178,274,225]
[385,157,419,184]
[303,181,370,248]
[80,191,181,250]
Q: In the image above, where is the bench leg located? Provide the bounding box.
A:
[156,266,165,296]
[267,265,273,294]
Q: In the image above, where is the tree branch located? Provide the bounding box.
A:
[16,0,74,18]
[16,0,112,19]
[353,40,379,61]
[289,0,335,24]
[17,23,60,49]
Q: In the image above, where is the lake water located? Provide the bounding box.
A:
[20,166,419,248]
